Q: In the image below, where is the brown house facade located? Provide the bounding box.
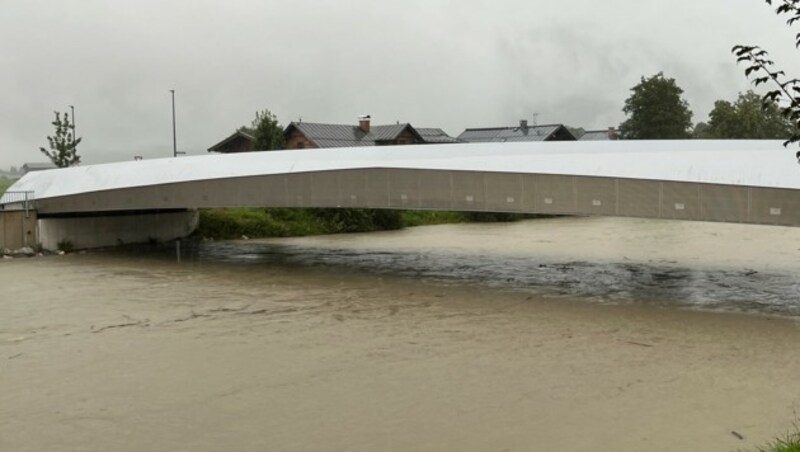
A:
[209,116,458,154]
[207,130,257,154]
[283,116,456,149]
[578,127,619,141]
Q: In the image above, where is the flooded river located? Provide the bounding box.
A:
[185,216,800,316]
[2,217,800,451]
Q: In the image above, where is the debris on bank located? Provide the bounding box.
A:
[2,247,65,259]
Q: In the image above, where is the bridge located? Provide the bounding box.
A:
[3,140,799,249]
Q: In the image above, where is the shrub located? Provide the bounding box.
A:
[56,239,74,253]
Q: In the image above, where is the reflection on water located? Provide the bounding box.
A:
[119,217,800,317]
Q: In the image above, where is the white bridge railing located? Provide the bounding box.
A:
[0,191,36,216]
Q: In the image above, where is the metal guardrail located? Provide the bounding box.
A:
[0,191,35,216]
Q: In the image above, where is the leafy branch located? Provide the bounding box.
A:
[732,0,800,148]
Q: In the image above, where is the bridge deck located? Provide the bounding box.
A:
[6,140,800,226]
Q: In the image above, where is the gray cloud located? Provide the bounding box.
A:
[2,0,798,168]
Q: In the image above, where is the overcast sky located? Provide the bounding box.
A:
[1,0,798,168]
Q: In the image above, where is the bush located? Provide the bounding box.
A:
[56,239,74,253]
[196,207,549,240]
[371,209,404,230]
[196,208,326,240]
[196,207,404,240]
[399,210,467,227]
[311,208,403,233]
[463,211,523,222]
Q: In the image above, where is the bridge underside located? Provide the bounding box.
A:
[33,168,800,227]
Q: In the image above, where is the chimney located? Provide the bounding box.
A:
[358,115,371,133]
[519,119,528,130]
[607,127,617,140]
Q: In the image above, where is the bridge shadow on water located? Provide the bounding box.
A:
[114,238,800,318]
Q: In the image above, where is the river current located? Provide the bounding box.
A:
[132,216,800,317]
[5,216,800,451]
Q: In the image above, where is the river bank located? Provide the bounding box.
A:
[3,217,800,451]
[195,207,532,240]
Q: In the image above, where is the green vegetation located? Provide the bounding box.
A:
[753,428,800,452]
[695,91,795,139]
[197,208,403,239]
[733,0,800,147]
[56,239,74,253]
[40,110,81,167]
[399,210,469,227]
[0,177,13,195]
[195,208,542,240]
[239,109,285,150]
[619,72,693,139]
[198,208,327,239]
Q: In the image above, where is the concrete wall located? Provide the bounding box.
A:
[33,169,800,227]
[0,210,38,250]
[38,210,199,250]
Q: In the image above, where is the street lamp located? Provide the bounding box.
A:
[170,90,185,158]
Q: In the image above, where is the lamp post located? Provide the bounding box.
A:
[170,90,177,157]
[169,90,185,157]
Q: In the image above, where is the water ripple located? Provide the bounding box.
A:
[188,241,800,317]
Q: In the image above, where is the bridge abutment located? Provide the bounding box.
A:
[38,210,199,250]
[0,210,38,250]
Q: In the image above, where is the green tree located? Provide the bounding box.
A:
[693,121,712,139]
[733,0,800,147]
[246,109,285,150]
[618,72,694,139]
[39,111,81,167]
[703,91,794,139]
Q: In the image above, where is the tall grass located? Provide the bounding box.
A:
[754,426,800,452]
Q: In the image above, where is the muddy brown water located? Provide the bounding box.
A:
[177,216,800,316]
[2,217,800,451]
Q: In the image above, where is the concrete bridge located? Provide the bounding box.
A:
[3,140,799,249]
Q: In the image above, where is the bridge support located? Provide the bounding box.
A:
[0,210,38,250]
[37,210,199,250]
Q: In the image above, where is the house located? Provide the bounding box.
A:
[578,127,619,141]
[415,128,462,144]
[21,162,57,174]
[208,116,458,153]
[457,120,577,143]
[207,129,257,154]
[283,116,458,149]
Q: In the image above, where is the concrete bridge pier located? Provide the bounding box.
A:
[0,210,38,250]
[37,210,199,250]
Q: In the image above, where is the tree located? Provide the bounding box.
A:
[245,109,285,150]
[39,111,81,167]
[703,91,795,139]
[618,72,694,139]
[693,121,712,139]
[733,0,800,147]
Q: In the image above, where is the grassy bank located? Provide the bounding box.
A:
[195,207,542,240]
[196,208,402,239]
[0,177,14,195]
